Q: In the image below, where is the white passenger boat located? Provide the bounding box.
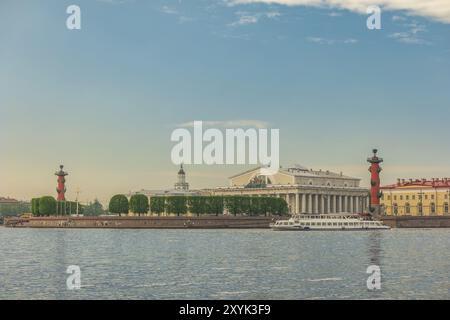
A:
[270,213,390,231]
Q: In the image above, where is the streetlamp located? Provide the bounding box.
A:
[75,187,81,216]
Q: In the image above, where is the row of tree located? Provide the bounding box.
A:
[0,202,31,217]
[31,197,83,216]
[108,194,289,216]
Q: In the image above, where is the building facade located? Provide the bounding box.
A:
[206,165,369,214]
[381,178,450,216]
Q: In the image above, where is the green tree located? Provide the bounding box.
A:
[207,196,224,216]
[188,196,207,216]
[39,196,57,216]
[129,194,149,216]
[273,198,289,216]
[225,196,243,216]
[240,196,251,215]
[84,199,105,216]
[167,196,187,216]
[0,201,31,217]
[108,194,129,216]
[248,197,262,216]
[31,198,40,216]
[150,196,166,216]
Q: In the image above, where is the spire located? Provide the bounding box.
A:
[175,164,189,191]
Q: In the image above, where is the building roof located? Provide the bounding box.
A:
[229,165,359,180]
[382,178,450,190]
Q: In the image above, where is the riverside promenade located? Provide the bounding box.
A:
[3,215,278,229]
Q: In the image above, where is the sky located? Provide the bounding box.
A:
[1,0,450,205]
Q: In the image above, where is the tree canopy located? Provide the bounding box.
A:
[108,195,129,216]
[129,194,149,216]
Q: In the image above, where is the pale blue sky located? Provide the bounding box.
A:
[1,0,450,204]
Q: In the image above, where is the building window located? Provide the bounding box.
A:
[431,202,436,214]
[445,203,449,214]
[393,203,398,215]
[387,196,391,201]
[394,196,397,201]
[418,203,423,215]
[412,195,416,200]
[405,203,410,214]
[431,195,435,200]
[406,195,409,200]
[425,195,428,200]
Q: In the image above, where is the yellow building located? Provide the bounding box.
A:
[381,178,450,216]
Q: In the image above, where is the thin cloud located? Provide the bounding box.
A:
[229,15,259,26]
[161,5,178,15]
[228,10,281,27]
[160,5,194,24]
[227,0,450,24]
[389,20,429,45]
[307,37,358,45]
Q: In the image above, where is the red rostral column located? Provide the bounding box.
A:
[367,149,383,214]
[55,165,68,201]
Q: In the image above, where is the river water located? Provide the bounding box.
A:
[0,227,449,299]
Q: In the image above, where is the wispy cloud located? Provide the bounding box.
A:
[389,19,430,45]
[228,10,281,27]
[392,15,406,22]
[229,15,259,26]
[159,5,195,24]
[178,120,270,129]
[328,12,342,17]
[226,0,450,24]
[161,5,178,15]
[307,37,358,45]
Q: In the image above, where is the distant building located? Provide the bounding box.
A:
[131,165,203,213]
[205,164,369,214]
[0,197,19,204]
[381,178,450,216]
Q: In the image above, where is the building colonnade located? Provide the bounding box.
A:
[275,192,368,214]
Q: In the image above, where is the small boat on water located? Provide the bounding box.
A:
[270,213,390,231]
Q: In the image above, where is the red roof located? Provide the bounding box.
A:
[381,179,450,190]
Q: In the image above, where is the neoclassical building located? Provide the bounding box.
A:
[381,178,450,216]
[206,165,369,214]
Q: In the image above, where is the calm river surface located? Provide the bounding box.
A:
[0,227,449,299]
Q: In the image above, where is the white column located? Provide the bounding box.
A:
[327,196,331,214]
[355,196,360,213]
[343,195,347,212]
[308,194,312,213]
[320,195,325,214]
[301,194,306,213]
[314,195,319,214]
[337,195,341,212]
[349,196,354,213]
[295,193,300,214]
